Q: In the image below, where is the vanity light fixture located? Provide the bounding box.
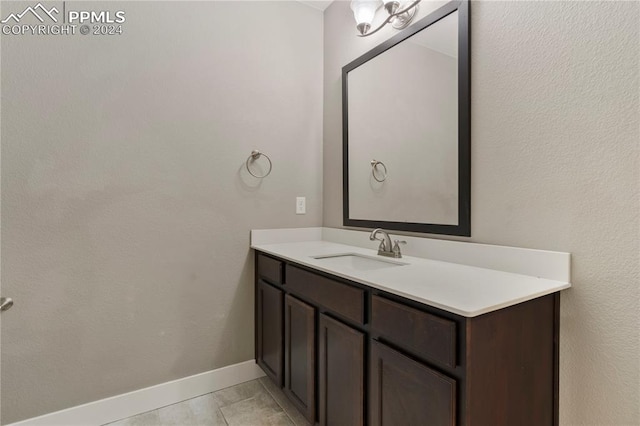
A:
[350,0,420,37]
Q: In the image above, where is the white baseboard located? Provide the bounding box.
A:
[8,360,266,426]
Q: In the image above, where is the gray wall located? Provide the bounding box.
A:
[1,1,323,423]
[324,1,639,425]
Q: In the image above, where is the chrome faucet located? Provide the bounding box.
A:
[369,228,407,258]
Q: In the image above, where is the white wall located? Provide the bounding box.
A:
[1,1,323,423]
[324,1,639,424]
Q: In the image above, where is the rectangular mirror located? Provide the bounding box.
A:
[342,1,470,236]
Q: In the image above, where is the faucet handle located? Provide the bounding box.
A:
[392,240,407,258]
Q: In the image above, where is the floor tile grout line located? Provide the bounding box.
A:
[107,379,294,426]
[257,379,297,425]
[218,405,231,426]
[215,393,230,426]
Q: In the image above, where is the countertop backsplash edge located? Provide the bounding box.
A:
[251,227,570,282]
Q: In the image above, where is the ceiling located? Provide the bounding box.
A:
[296,0,335,12]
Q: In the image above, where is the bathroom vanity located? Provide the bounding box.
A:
[253,3,568,424]
[251,228,571,426]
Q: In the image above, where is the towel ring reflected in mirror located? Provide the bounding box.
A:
[246,150,272,178]
[371,159,388,182]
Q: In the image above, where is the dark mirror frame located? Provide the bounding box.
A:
[342,0,470,236]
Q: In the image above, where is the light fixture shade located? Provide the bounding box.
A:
[350,0,381,26]
[382,0,400,15]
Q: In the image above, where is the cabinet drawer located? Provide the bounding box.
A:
[257,254,283,285]
[371,295,457,368]
[286,266,365,325]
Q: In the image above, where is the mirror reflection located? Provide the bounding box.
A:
[348,11,458,224]
[343,1,470,236]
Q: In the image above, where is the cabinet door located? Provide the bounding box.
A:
[284,295,316,424]
[256,280,283,385]
[369,340,456,426]
[318,314,365,426]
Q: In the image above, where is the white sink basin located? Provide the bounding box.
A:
[311,253,407,271]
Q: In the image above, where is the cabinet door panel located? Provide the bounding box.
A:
[369,340,456,426]
[256,280,283,385]
[318,314,365,426]
[284,295,316,423]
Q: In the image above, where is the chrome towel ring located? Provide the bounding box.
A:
[371,159,387,182]
[246,150,272,178]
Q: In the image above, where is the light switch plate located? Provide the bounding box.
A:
[296,197,306,215]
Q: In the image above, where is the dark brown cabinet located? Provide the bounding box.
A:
[318,314,365,426]
[284,295,316,423]
[256,279,283,385]
[371,295,457,368]
[287,265,365,325]
[255,252,560,426]
[369,340,456,426]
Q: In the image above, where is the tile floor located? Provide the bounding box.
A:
[104,378,311,426]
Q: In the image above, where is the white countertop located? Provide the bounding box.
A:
[251,228,571,317]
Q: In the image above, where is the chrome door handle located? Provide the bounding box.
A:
[0,297,14,312]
